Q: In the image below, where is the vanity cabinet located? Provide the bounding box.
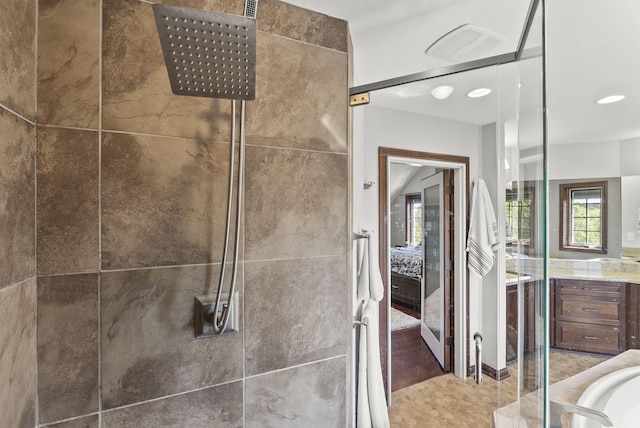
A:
[552,279,626,355]
[506,280,538,362]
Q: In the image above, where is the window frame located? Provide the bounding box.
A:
[559,180,608,253]
[405,193,422,246]
[505,185,535,255]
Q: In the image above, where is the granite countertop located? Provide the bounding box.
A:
[507,257,640,285]
[550,268,640,285]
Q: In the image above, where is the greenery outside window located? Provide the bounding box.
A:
[406,193,422,246]
[560,181,607,253]
[505,187,534,254]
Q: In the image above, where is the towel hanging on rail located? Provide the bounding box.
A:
[356,231,384,302]
[466,179,500,277]
[355,230,389,428]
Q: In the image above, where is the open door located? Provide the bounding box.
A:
[421,170,454,371]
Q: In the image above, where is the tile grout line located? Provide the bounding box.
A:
[98,0,104,426]
[0,102,36,126]
[34,0,40,425]
[38,121,350,158]
[91,355,348,418]
[34,252,350,278]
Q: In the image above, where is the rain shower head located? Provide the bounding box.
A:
[153,4,257,100]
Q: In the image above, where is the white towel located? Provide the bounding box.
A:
[356,232,384,303]
[466,179,500,277]
[357,300,390,428]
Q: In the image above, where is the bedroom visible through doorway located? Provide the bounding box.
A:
[379,147,469,400]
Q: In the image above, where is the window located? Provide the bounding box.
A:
[406,193,422,246]
[505,187,534,253]
[560,181,607,253]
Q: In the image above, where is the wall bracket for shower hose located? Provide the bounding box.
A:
[194,292,240,337]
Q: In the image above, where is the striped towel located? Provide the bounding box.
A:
[467,179,500,277]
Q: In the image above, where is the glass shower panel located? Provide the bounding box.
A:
[496,1,547,426]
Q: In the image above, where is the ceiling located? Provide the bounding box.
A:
[281,0,640,146]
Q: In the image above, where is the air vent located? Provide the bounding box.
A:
[425,24,506,62]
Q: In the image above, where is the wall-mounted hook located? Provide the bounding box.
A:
[364,181,375,190]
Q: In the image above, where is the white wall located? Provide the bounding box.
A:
[622,175,640,249]
[621,137,640,177]
[356,104,482,243]
[549,141,621,180]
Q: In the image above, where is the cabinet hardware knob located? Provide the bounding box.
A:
[583,336,598,340]
[392,285,399,289]
[582,308,598,312]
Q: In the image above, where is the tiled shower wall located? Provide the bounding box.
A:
[1,0,350,426]
[0,0,38,426]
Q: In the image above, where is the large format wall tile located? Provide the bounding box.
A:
[257,0,349,53]
[0,0,35,120]
[246,32,348,153]
[245,256,348,375]
[37,274,99,424]
[37,0,100,128]
[37,127,99,275]
[101,132,238,269]
[245,146,347,261]
[246,357,347,428]
[103,382,242,428]
[0,110,35,289]
[102,0,233,140]
[0,279,37,428]
[101,265,243,409]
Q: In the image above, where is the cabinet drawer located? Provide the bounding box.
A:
[391,281,419,299]
[557,297,621,325]
[555,321,624,354]
[555,279,623,299]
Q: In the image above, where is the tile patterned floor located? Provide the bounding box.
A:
[388,350,608,427]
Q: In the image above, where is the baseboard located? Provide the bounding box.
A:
[468,363,511,381]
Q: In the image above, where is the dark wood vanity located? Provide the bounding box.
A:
[551,278,640,355]
[506,277,640,362]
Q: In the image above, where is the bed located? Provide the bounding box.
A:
[390,245,441,332]
[390,246,423,310]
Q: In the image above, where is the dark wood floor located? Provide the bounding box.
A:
[391,304,446,391]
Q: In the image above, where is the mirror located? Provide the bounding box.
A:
[545,1,640,261]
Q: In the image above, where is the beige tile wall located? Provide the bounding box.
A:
[0,0,38,426]
[0,0,352,426]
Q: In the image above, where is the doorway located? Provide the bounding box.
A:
[378,148,469,398]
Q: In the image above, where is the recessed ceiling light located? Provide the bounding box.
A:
[467,88,492,98]
[596,95,625,104]
[431,85,454,100]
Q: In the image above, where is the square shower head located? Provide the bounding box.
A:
[153,4,257,101]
